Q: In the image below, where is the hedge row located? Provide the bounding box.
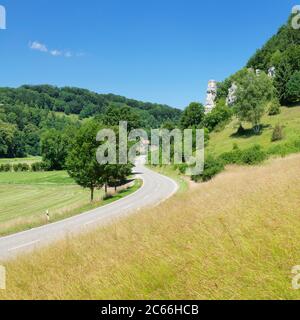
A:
[0,162,45,172]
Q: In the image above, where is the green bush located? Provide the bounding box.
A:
[11,163,30,172]
[219,144,267,166]
[271,124,284,142]
[192,155,224,182]
[219,144,243,165]
[268,100,281,116]
[13,164,20,172]
[20,163,30,172]
[40,161,52,171]
[202,100,233,132]
[31,162,43,172]
[3,164,12,172]
[240,145,267,165]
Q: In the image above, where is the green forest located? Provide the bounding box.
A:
[0,85,181,159]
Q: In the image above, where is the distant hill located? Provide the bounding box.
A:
[0,85,181,158]
[0,85,181,127]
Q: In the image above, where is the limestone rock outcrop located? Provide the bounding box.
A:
[226,82,238,106]
[205,80,217,114]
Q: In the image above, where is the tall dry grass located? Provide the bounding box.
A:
[1,155,300,300]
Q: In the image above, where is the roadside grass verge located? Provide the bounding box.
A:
[147,165,188,193]
[1,155,299,299]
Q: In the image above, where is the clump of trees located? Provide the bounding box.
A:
[41,129,71,171]
[234,70,276,133]
[66,120,133,202]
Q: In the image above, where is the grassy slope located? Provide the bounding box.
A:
[207,106,300,156]
[1,154,300,300]
[0,171,141,236]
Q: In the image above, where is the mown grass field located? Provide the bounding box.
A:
[207,106,300,156]
[0,170,140,236]
[1,154,300,300]
[0,171,92,235]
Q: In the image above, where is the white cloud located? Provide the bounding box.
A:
[50,50,62,56]
[29,41,85,58]
[29,41,48,52]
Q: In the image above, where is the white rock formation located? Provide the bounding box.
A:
[268,66,276,78]
[205,80,217,114]
[226,82,238,106]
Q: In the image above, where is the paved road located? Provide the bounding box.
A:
[0,158,178,261]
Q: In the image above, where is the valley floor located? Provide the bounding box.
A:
[0,171,139,236]
[1,154,300,299]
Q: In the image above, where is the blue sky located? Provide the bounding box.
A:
[0,0,296,109]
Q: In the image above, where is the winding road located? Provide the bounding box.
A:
[0,157,178,261]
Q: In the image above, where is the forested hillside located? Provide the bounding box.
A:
[0,85,181,158]
[0,85,181,123]
[216,14,300,107]
[246,14,300,105]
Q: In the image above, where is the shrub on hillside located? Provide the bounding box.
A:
[192,155,224,182]
[202,100,233,132]
[219,144,267,166]
[271,124,284,142]
[219,144,243,165]
[268,100,281,116]
[240,145,267,165]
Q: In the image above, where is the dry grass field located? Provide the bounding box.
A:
[1,155,300,300]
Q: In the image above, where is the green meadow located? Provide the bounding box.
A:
[0,170,140,236]
[207,106,300,156]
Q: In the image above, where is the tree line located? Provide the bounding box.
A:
[0,85,181,124]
